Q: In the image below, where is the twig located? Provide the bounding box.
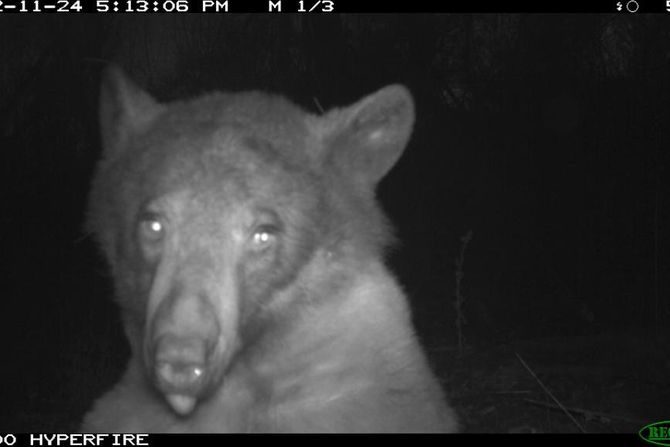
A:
[523,398,646,425]
[454,230,473,356]
[515,352,587,433]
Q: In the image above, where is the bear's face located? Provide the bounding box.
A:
[89,67,414,416]
[108,120,325,414]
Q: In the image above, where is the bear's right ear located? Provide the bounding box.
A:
[320,85,414,190]
[99,66,163,158]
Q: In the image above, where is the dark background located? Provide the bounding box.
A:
[0,14,668,433]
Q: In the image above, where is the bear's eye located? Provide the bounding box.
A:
[251,224,278,249]
[138,213,166,243]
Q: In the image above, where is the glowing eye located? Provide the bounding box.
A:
[254,232,271,244]
[251,225,278,248]
[138,214,165,241]
[148,220,162,233]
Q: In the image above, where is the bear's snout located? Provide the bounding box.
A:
[146,288,227,416]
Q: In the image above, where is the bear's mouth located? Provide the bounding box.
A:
[148,334,216,416]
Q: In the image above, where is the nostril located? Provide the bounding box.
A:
[153,335,208,364]
[156,361,206,391]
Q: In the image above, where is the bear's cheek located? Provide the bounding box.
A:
[237,243,289,316]
[112,238,160,319]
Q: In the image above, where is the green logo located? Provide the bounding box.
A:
[640,421,670,446]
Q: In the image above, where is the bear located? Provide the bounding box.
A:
[80,66,459,433]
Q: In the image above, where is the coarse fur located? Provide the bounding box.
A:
[81,66,459,433]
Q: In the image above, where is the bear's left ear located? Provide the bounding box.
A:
[99,65,164,159]
[322,85,414,188]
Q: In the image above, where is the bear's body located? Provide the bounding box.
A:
[81,68,458,433]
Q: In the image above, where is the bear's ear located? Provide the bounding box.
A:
[99,65,163,158]
[322,85,414,188]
